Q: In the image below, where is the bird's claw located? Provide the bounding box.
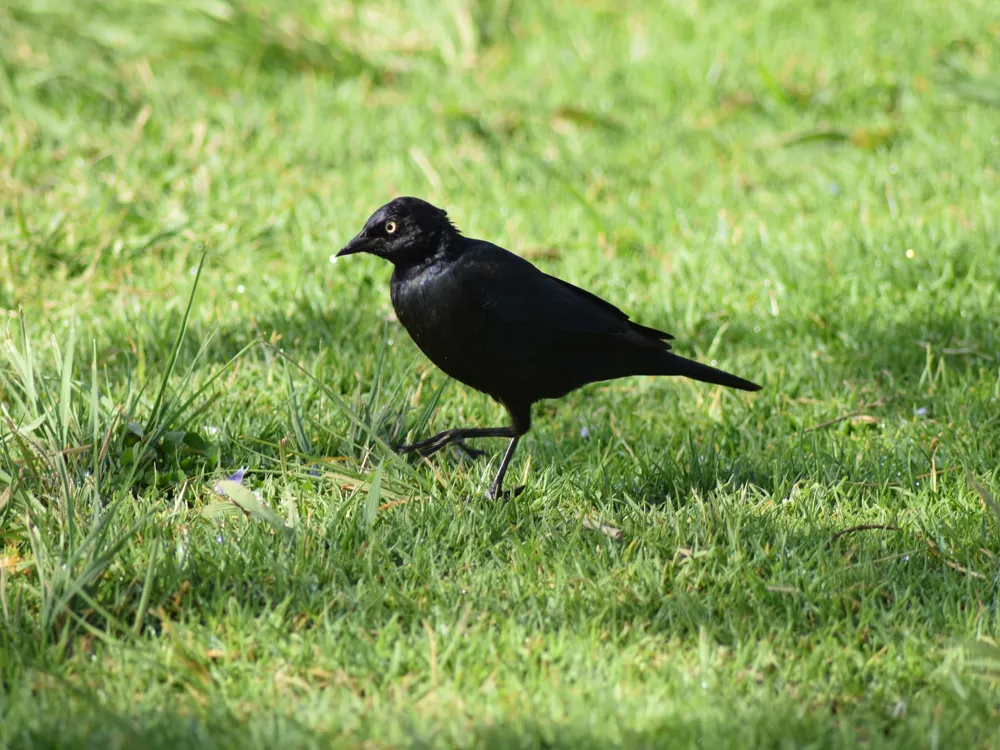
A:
[394,439,443,457]
[488,484,525,502]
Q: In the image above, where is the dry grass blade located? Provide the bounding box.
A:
[921,534,988,581]
[804,397,889,433]
[582,517,623,540]
[828,524,900,547]
[765,585,799,594]
[378,497,427,512]
[941,559,986,580]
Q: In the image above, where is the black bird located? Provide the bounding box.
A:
[338,197,761,498]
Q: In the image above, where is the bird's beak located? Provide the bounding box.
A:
[337,233,377,258]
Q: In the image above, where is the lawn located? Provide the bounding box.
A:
[2,0,1000,747]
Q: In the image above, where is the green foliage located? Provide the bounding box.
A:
[2,0,1000,747]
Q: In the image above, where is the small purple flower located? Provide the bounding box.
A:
[214,467,247,495]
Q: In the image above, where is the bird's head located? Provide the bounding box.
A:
[337,197,457,265]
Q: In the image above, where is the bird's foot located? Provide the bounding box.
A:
[487,484,526,502]
[394,439,443,457]
[395,443,426,456]
[394,434,487,460]
[394,428,463,457]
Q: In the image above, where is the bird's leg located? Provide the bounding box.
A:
[395,426,517,457]
[399,406,531,498]
[488,437,522,500]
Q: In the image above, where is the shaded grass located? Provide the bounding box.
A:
[2,0,1000,747]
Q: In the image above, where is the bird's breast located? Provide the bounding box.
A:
[390,265,484,374]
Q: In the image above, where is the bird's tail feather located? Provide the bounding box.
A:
[661,353,761,392]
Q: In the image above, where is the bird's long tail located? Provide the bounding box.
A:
[661,353,762,392]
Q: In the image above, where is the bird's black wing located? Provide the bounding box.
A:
[457,241,673,350]
[544,274,675,343]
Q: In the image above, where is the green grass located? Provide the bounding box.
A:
[2,0,1000,746]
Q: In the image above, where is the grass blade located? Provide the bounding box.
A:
[143,250,206,435]
[90,341,100,490]
[285,363,312,454]
[133,538,159,635]
[364,464,382,529]
[274,349,409,470]
[58,322,76,448]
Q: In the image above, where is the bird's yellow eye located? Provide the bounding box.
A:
[385,220,397,234]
